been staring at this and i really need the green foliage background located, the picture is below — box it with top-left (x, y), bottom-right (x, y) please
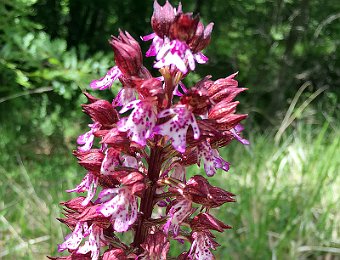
top-left (0, 0), bottom-right (339, 259)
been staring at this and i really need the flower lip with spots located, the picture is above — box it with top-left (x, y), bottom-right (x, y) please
top-left (154, 105), bottom-right (200, 153)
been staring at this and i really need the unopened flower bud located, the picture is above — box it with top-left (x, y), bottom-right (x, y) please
top-left (191, 213), bottom-right (231, 232)
top-left (140, 231), bottom-right (170, 259)
top-left (82, 100), bottom-right (119, 127)
top-left (184, 175), bottom-right (235, 208)
top-left (180, 87), bottom-right (211, 115)
top-left (189, 22), bottom-right (214, 53)
top-left (60, 197), bottom-right (91, 212)
top-left (110, 31), bottom-right (143, 76)
top-left (151, 0), bottom-right (179, 38)
top-left (73, 149), bottom-right (104, 172)
top-left (102, 249), bottom-right (128, 260)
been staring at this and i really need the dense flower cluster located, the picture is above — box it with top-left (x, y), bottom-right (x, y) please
top-left (52, 1), bottom-right (248, 259)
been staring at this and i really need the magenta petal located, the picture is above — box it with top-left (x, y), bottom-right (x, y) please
top-left (66, 173), bottom-right (98, 206)
top-left (141, 32), bottom-right (156, 41)
top-left (186, 49), bottom-right (196, 71)
top-left (198, 141), bottom-right (230, 176)
top-left (113, 196), bottom-right (138, 232)
top-left (150, 38), bottom-right (204, 73)
top-left (173, 81), bottom-right (189, 97)
top-left (231, 127), bottom-right (249, 145)
top-left (154, 53), bottom-right (188, 74)
top-left (173, 84), bottom-right (184, 96)
top-left (234, 123), bottom-right (245, 132)
top-left (194, 52), bottom-right (209, 64)
top-left (213, 151), bottom-right (230, 172)
top-left (98, 194), bottom-right (120, 217)
top-left (145, 35), bottom-right (164, 57)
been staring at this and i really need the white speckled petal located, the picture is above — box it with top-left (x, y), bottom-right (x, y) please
top-left (97, 188), bottom-right (138, 232)
top-left (155, 106), bottom-right (200, 153)
top-left (90, 66), bottom-right (122, 90)
top-left (117, 100), bottom-right (157, 146)
top-left (58, 222), bottom-right (84, 251)
top-left (163, 199), bottom-right (192, 236)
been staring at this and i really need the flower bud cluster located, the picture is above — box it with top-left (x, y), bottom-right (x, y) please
top-left (52, 1), bottom-right (248, 259)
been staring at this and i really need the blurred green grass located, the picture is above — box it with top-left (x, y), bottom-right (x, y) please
top-left (0, 122), bottom-right (339, 259)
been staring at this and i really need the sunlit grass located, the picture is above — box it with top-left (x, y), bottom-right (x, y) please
top-left (213, 122), bottom-right (340, 259)
top-left (0, 122), bottom-right (339, 259)
top-left (0, 152), bottom-right (80, 259)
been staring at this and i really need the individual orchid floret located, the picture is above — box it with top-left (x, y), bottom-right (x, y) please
top-left (188, 21), bottom-right (214, 53)
top-left (163, 198), bottom-right (193, 236)
top-left (99, 128), bottom-right (130, 151)
top-left (186, 214), bottom-right (231, 260)
top-left (203, 72), bottom-right (247, 104)
top-left (90, 66), bottom-right (122, 90)
top-left (67, 172), bottom-right (99, 206)
top-left (154, 105), bottom-right (200, 153)
top-left (59, 197), bottom-right (90, 214)
top-left (117, 99), bottom-right (157, 146)
top-left (144, 1), bottom-right (212, 73)
top-left (77, 122), bottom-right (101, 152)
top-left (180, 87), bottom-right (211, 115)
top-left (97, 187), bottom-right (138, 232)
top-left (197, 140), bottom-right (230, 177)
